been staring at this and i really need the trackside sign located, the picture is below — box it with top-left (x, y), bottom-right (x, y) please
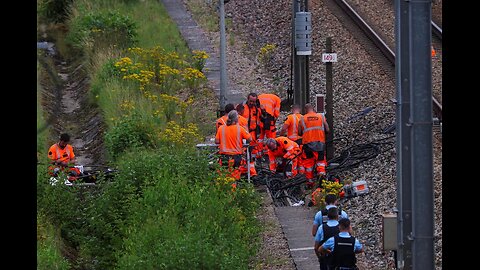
top-left (322, 53), bottom-right (337, 62)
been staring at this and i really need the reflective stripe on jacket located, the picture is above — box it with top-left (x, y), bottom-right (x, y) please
top-left (216, 115), bottom-right (228, 131)
top-left (258, 93), bottom-right (281, 118)
top-left (216, 124), bottom-right (251, 155)
top-left (285, 113), bottom-right (302, 141)
top-left (300, 112), bottom-right (326, 144)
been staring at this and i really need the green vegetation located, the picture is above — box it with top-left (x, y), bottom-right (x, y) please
top-left (66, 10), bottom-right (139, 52)
top-left (37, 61), bottom-right (47, 156)
top-left (37, 0), bottom-right (74, 24)
top-left (184, 0), bottom-right (219, 32)
top-left (37, 214), bottom-right (71, 270)
top-left (37, 0), bottom-right (263, 268)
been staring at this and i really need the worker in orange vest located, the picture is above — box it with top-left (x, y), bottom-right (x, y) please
top-left (216, 103), bottom-right (235, 132)
top-left (278, 104), bottom-right (303, 145)
top-left (264, 137), bottom-right (301, 178)
top-left (240, 92), bottom-right (263, 164)
top-left (47, 133), bottom-right (81, 179)
top-left (215, 110), bottom-right (252, 180)
top-left (236, 103), bottom-right (257, 177)
top-left (235, 103), bottom-right (249, 132)
top-left (298, 104), bottom-right (330, 187)
top-left (258, 93), bottom-right (281, 148)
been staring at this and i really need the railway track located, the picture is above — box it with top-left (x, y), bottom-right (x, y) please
top-left (332, 0), bottom-right (442, 123)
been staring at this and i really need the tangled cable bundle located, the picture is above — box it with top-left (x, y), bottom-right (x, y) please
top-left (255, 134), bottom-right (396, 206)
top-left (327, 135), bottom-right (395, 174)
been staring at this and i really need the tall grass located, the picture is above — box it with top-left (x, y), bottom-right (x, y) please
top-left (37, 61), bottom-right (47, 156)
top-left (37, 214), bottom-right (71, 270)
top-left (70, 0), bottom-right (189, 53)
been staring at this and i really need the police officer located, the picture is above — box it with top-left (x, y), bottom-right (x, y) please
top-left (314, 207), bottom-right (340, 270)
top-left (312, 194), bottom-right (348, 237)
top-left (318, 218), bottom-right (363, 270)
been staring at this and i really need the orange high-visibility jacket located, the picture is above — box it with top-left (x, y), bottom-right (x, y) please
top-left (284, 113), bottom-right (302, 141)
top-left (216, 124), bottom-right (251, 155)
top-left (267, 137), bottom-right (301, 170)
top-left (241, 103), bottom-right (261, 133)
top-left (258, 93), bottom-right (281, 118)
top-left (268, 137), bottom-right (301, 159)
top-left (299, 112), bottom-right (326, 144)
top-left (216, 115), bottom-right (228, 131)
top-left (48, 143), bottom-right (75, 163)
top-left (217, 115), bottom-right (248, 132)
top-left (238, 115), bottom-right (249, 131)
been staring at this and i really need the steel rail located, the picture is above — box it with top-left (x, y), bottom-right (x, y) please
top-left (333, 0), bottom-right (442, 121)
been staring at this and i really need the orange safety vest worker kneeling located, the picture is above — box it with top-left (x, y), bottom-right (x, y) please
top-left (264, 137), bottom-right (301, 178)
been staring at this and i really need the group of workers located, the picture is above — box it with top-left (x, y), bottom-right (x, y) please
top-left (215, 92), bottom-right (330, 187)
top-left (215, 92), bottom-right (365, 269)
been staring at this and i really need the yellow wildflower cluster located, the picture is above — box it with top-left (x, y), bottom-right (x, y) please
top-left (321, 179), bottom-right (344, 196)
top-left (182, 67), bottom-right (206, 89)
top-left (159, 93), bottom-right (180, 104)
top-left (116, 46), bottom-right (207, 94)
top-left (143, 91), bottom-right (158, 103)
top-left (214, 173), bottom-right (238, 193)
top-left (258, 43), bottom-right (277, 68)
top-left (160, 121), bottom-right (202, 145)
top-left (119, 100), bottom-right (135, 113)
top-left (259, 44), bottom-right (277, 55)
top-left (159, 64), bottom-right (181, 78)
top-left (182, 67), bottom-right (205, 80)
top-left (115, 57), bottom-right (133, 67)
top-left (192, 50), bottom-right (209, 60)
top-left (311, 179), bottom-right (344, 209)
top-left (191, 50), bottom-right (209, 71)
top-left (215, 174), bottom-right (236, 186)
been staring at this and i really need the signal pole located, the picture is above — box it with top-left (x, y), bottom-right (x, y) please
top-left (292, 0), bottom-right (311, 113)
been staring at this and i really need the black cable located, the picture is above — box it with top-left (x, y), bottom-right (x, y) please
top-left (327, 135), bottom-right (395, 174)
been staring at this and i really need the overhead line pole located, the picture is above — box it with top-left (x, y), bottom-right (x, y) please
top-left (219, 0), bottom-right (227, 116)
top-left (394, 0), bottom-right (412, 268)
top-left (409, 0), bottom-right (434, 269)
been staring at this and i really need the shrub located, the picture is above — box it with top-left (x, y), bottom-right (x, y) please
top-left (66, 10), bottom-right (138, 51)
top-left (258, 43), bottom-right (277, 70)
top-left (115, 147), bottom-right (261, 269)
top-left (37, 0), bottom-right (74, 24)
top-left (37, 214), bottom-right (71, 270)
top-left (104, 113), bottom-right (157, 160)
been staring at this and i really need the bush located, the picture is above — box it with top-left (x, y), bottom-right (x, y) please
top-left (37, 214), bottom-right (71, 270)
top-left (38, 0), bottom-right (74, 24)
top-left (104, 113), bottom-right (157, 160)
top-left (66, 10), bottom-right (138, 51)
top-left (115, 147), bottom-right (262, 269)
